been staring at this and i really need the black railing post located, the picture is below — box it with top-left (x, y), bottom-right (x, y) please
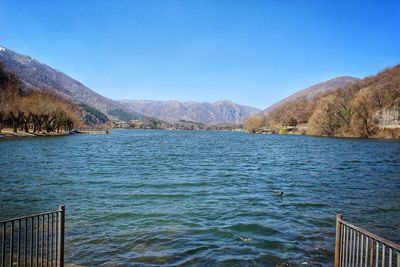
top-left (58, 205), bottom-right (65, 267)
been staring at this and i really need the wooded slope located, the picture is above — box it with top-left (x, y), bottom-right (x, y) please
top-left (245, 65), bottom-right (400, 138)
top-left (0, 63), bottom-right (81, 133)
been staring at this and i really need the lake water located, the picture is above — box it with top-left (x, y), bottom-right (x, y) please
top-left (1, 130), bottom-right (399, 266)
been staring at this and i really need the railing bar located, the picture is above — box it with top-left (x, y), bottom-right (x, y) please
top-left (344, 224), bottom-right (348, 267)
top-left (55, 213), bottom-right (58, 267)
top-left (347, 227), bottom-right (350, 267)
top-left (365, 237), bottom-right (368, 267)
top-left (388, 248), bottom-right (392, 267)
top-left (341, 224), bottom-right (345, 267)
top-left (346, 224), bottom-right (348, 267)
top-left (356, 231), bottom-right (360, 266)
top-left (376, 241), bottom-right (379, 267)
top-left (25, 218), bottom-right (28, 267)
top-left (10, 221), bottom-right (14, 267)
top-left (339, 219), bottom-right (400, 251)
top-left (2, 223), bottom-right (5, 267)
top-left (36, 217), bottom-right (39, 267)
top-left (345, 226), bottom-right (349, 267)
top-left (335, 215), bottom-right (342, 267)
top-left (41, 215), bottom-right (44, 267)
top-left (370, 239), bottom-right (374, 267)
top-left (350, 228), bottom-right (353, 267)
top-left (354, 230), bottom-right (357, 267)
top-left (30, 218), bottom-right (33, 267)
top-left (17, 219), bottom-right (21, 267)
top-left (397, 251), bottom-right (399, 267)
top-left (354, 229), bottom-right (357, 267)
top-left (51, 214), bottom-right (54, 267)
top-left (343, 225), bottom-right (346, 267)
top-left (0, 211), bottom-right (61, 225)
top-left (47, 214), bottom-right (49, 267)
top-left (351, 229), bottom-right (354, 267)
top-left (383, 244), bottom-right (385, 267)
top-left (361, 234), bottom-right (364, 267)
top-left (59, 206), bottom-right (64, 267)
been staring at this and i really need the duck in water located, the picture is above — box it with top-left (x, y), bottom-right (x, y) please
top-left (273, 191), bottom-right (284, 197)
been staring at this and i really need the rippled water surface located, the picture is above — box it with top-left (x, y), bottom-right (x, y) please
top-left (1, 130), bottom-right (400, 266)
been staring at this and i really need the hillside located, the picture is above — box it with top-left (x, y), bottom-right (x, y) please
top-left (307, 65), bottom-right (400, 137)
top-left (119, 99), bottom-right (260, 124)
top-left (0, 63), bottom-right (80, 133)
top-left (246, 65), bottom-right (400, 138)
top-left (0, 45), bottom-right (144, 122)
top-left (263, 76), bottom-right (359, 114)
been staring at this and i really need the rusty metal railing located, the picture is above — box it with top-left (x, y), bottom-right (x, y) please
top-left (0, 205), bottom-right (65, 267)
top-left (334, 214), bottom-right (400, 267)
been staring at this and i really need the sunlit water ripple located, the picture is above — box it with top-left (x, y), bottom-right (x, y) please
top-left (1, 130), bottom-right (399, 266)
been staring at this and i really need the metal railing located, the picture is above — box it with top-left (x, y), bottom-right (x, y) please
top-left (335, 214), bottom-right (400, 267)
top-left (0, 205), bottom-right (65, 267)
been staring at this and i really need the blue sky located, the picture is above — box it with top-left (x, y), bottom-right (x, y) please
top-left (0, 0), bottom-right (399, 109)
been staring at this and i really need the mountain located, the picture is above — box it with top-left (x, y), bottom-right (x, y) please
top-left (0, 45), bottom-right (144, 122)
top-left (263, 76), bottom-right (359, 114)
top-left (0, 45), bottom-right (259, 126)
top-left (306, 64), bottom-right (400, 137)
top-left (245, 65), bottom-right (400, 138)
top-left (118, 99), bottom-right (261, 124)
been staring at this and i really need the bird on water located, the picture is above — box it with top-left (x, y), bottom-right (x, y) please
top-left (273, 191), bottom-right (284, 197)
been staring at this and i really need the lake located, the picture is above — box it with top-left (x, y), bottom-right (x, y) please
top-left (1, 130), bottom-right (399, 266)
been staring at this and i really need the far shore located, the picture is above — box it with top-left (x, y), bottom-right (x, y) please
top-left (0, 128), bottom-right (108, 139)
top-left (0, 129), bottom-right (70, 138)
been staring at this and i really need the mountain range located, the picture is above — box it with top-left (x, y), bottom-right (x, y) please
top-left (119, 99), bottom-right (260, 124)
top-left (0, 45), bottom-right (262, 125)
top-left (0, 45), bottom-right (363, 127)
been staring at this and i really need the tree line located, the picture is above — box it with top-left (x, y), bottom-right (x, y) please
top-left (0, 63), bottom-right (80, 133)
top-left (245, 65), bottom-right (400, 138)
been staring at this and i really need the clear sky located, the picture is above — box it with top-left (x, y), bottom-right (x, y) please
top-left (0, 0), bottom-right (399, 109)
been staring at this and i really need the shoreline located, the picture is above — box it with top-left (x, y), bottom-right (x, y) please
top-left (0, 130), bottom-right (70, 139)
top-left (246, 124), bottom-right (400, 140)
top-left (0, 129), bottom-right (108, 139)
top-left (247, 131), bottom-right (400, 140)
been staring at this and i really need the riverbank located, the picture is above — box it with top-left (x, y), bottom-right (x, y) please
top-left (247, 124), bottom-right (400, 139)
top-left (0, 129), bottom-right (70, 138)
top-left (0, 129), bottom-right (110, 139)
top-left (0, 129), bottom-right (108, 139)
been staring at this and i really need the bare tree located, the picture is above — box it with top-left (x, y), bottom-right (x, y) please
top-left (244, 116), bottom-right (265, 133)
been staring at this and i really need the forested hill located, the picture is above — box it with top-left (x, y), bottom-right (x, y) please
top-left (245, 65), bottom-right (400, 138)
top-left (262, 76), bottom-right (359, 114)
top-left (0, 45), bottom-right (145, 123)
top-left (0, 63), bottom-right (81, 133)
